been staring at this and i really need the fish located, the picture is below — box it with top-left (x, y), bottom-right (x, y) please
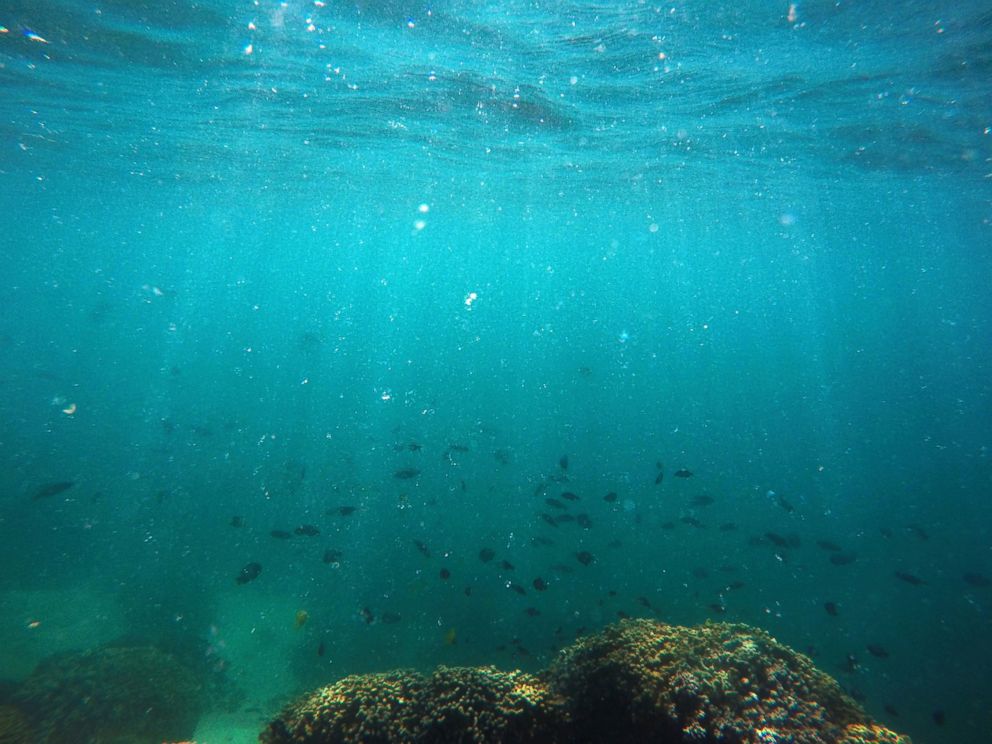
top-left (726, 581), bottom-right (745, 590)
top-left (447, 444), bottom-right (470, 453)
top-left (709, 603), bottom-right (726, 614)
top-left (554, 513), bottom-right (576, 524)
top-left (295, 609), bottom-right (309, 628)
top-left (494, 449), bottom-right (511, 465)
top-left (654, 470), bottom-right (664, 485)
top-left (532, 577), bottom-right (548, 591)
top-left (509, 583), bottom-right (527, 595)
top-left (33, 481), bottom-right (75, 499)
top-left (576, 551), bottom-right (595, 566)
top-left (323, 549), bottom-right (343, 564)
top-left (393, 442), bottom-right (422, 452)
top-left (637, 596), bottom-right (653, 609)
top-left (866, 644), bottom-right (889, 658)
top-left (692, 567), bottom-right (709, 579)
top-left (824, 601), bottom-right (840, 616)
top-left (331, 506), bottom-right (357, 516)
top-left (439, 567), bottom-right (451, 580)
top-left (674, 468), bottom-right (693, 478)
top-left (691, 495), bottom-right (714, 506)
top-left (576, 513), bottom-right (593, 529)
top-left (551, 563), bottom-right (575, 574)
top-left (444, 628), bottom-right (457, 645)
top-left (317, 641), bottom-right (326, 657)
top-left (830, 552), bottom-right (857, 566)
top-left (883, 704), bottom-right (899, 717)
top-left (534, 481), bottom-right (549, 496)
top-left (816, 540), bottom-right (842, 552)
top-left (236, 562), bottom-right (262, 585)
top-left (604, 492), bottom-right (618, 502)
top-left (906, 524), bottom-right (929, 541)
top-left (932, 710), bottom-right (945, 726)
top-left (524, 607), bottom-right (541, 617)
top-left (963, 572), bottom-right (990, 587)
top-left (478, 548), bottom-right (496, 562)
top-left (394, 468), bottom-right (421, 479)
top-left (894, 571), bottom-right (925, 586)
top-left (413, 540), bottom-right (431, 558)
top-left (270, 530), bottom-right (292, 539)
top-left (294, 524), bottom-right (320, 536)
top-left (539, 513), bottom-right (559, 527)
top-left (559, 455), bottom-right (569, 470)
top-left (561, 491), bottom-right (580, 501)
top-left (545, 498), bottom-right (566, 509)
top-left (531, 536), bottom-right (554, 547)
top-left (499, 560), bottom-right (515, 571)
top-left (360, 607), bottom-right (374, 624)
top-left (680, 516), bottom-right (703, 528)
top-left (774, 492), bottom-right (795, 513)
top-left (230, 515), bottom-right (244, 528)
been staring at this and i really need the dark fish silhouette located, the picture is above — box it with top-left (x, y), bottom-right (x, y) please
top-left (576, 551), bottom-right (595, 566)
top-left (561, 491), bottom-right (579, 501)
top-left (478, 548), bottom-right (496, 562)
top-left (524, 607), bottom-right (541, 617)
top-left (674, 468), bottom-right (693, 478)
top-left (539, 513), bottom-right (559, 527)
top-left (680, 516), bottom-right (703, 527)
top-left (763, 532), bottom-right (789, 547)
top-left (33, 481), bottom-right (74, 499)
top-left (439, 567), bottom-right (451, 580)
top-left (270, 530), bottom-right (292, 539)
top-left (545, 498), bottom-right (566, 509)
top-left (330, 506), bottom-right (357, 517)
top-left (775, 493), bottom-right (795, 512)
top-left (230, 516), bottom-right (244, 528)
top-left (531, 536), bottom-right (555, 547)
top-left (554, 513), bottom-right (576, 524)
top-left (499, 560), bottom-right (515, 571)
top-left (323, 549), bottom-right (343, 564)
top-left (236, 562), bottom-right (262, 585)
top-left (317, 641), bottom-right (325, 657)
top-left (604, 491), bottom-right (618, 502)
top-left (894, 571), bottom-right (925, 586)
top-left (654, 470), bottom-right (664, 485)
top-left (294, 524), bottom-right (319, 536)
top-left (932, 710), bottom-right (945, 726)
top-left (906, 524), bottom-right (929, 540)
top-left (816, 540), bottom-right (842, 552)
top-left (559, 455), bottom-right (569, 470)
top-left (532, 577), bottom-right (548, 591)
top-left (576, 513), bottom-right (593, 529)
top-left (963, 572), bottom-right (990, 587)
top-left (413, 539), bottom-right (431, 558)
top-left (830, 552), bottom-right (858, 566)
top-left (394, 468), bottom-right (421, 479)
top-left (884, 704), bottom-right (899, 717)
top-left (824, 601), bottom-right (840, 616)
top-left (393, 442), bottom-right (422, 452)
top-left (360, 606), bottom-right (374, 624)
top-left (509, 583), bottom-right (527, 595)
top-left (691, 495), bottom-right (714, 506)
top-left (866, 644), bottom-right (889, 658)
top-left (551, 563), bottom-right (574, 574)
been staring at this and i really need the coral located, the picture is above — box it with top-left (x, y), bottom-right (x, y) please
top-left (262, 670), bottom-right (426, 743)
top-left (12, 645), bottom-right (202, 744)
top-left (547, 618), bottom-right (868, 744)
top-left (261, 666), bottom-right (564, 744)
top-left (838, 723), bottom-right (912, 744)
top-left (261, 618), bottom-right (911, 744)
top-left (416, 666), bottom-right (565, 743)
top-left (0, 705), bottom-right (35, 744)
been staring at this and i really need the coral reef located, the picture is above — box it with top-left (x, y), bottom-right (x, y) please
top-left (548, 618), bottom-right (867, 743)
top-left (0, 704), bottom-right (35, 744)
top-left (261, 618), bottom-right (911, 744)
top-left (262, 666), bottom-right (564, 744)
top-left (12, 645), bottom-right (202, 744)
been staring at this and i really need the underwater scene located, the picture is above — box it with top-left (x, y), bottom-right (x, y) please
top-left (1, 1), bottom-right (990, 742)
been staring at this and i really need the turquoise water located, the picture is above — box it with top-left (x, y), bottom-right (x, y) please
top-left (1, 1), bottom-right (990, 741)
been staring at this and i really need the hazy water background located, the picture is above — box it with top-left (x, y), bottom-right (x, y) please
top-left (1, 1), bottom-right (990, 742)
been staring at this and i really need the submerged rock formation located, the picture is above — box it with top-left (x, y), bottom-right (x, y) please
top-left (10, 645), bottom-right (201, 744)
top-left (262, 618), bottom-right (911, 743)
